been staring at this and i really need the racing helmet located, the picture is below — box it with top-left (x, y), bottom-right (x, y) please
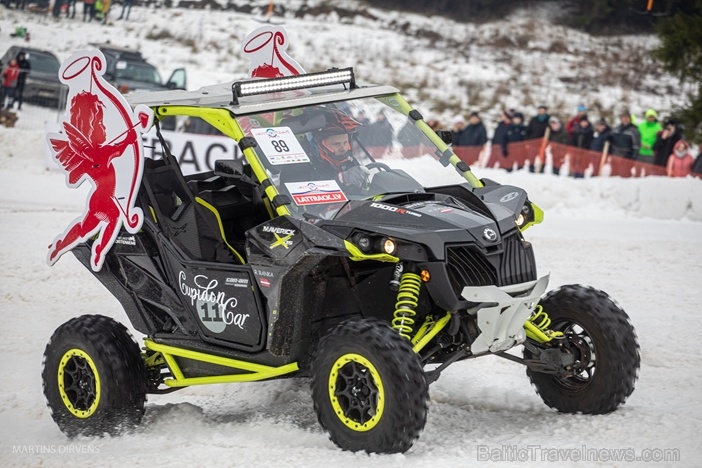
top-left (314, 108), bottom-right (362, 170)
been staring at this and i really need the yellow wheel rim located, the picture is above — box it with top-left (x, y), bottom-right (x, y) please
top-left (328, 353), bottom-right (384, 432)
top-left (57, 348), bottom-right (101, 419)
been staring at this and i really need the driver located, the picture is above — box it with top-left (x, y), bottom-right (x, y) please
top-left (311, 108), bottom-right (371, 191)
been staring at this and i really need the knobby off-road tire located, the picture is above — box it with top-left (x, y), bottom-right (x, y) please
top-left (311, 318), bottom-right (428, 453)
top-left (526, 285), bottom-right (640, 414)
top-left (42, 314), bottom-right (147, 437)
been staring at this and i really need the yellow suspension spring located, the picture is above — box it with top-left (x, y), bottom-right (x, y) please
top-left (392, 272), bottom-right (422, 340)
top-left (529, 305), bottom-right (551, 330)
top-left (525, 305), bottom-right (564, 342)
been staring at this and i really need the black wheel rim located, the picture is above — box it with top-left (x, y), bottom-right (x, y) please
top-left (328, 353), bottom-right (385, 431)
top-left (551, 320), bottom-right (596, 391)
top-left (59, 351), bottom-right (100, 416)
top-left (335, 361), bottom-right (379, 424)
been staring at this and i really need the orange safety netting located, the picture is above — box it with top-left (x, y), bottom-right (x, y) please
top-left (451, 146), bottom-right (484, 166)
top-left (548, 141), bottom-right (603, 176)
top-left (458, 138), bottom-right (672, 178)
top-left (604, 155), bottom-right (668, 177)
top-left (483, 140), bottom-right (543, 171)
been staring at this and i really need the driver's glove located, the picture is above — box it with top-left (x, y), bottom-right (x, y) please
top-left (339, 166), bottom-right (371, 188)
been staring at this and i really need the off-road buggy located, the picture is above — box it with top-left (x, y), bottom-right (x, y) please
top-left (42, 68), bottom-right (640, 453)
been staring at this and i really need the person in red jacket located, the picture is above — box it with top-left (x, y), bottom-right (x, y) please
top-left (566, 104), bottom-right (587, 139)
top-left (2, 59), bottom-right (20, 110)
top-left (667, 140), bottom-right (695, 178)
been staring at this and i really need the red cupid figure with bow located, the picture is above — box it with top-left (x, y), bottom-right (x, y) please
top-left (47, 49), bottom-right (153, 271)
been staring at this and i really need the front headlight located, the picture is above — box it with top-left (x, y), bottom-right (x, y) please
top-left (516, 201), bottom-right (543, 231)
top-left (381, 238), bottom-right (397, 255)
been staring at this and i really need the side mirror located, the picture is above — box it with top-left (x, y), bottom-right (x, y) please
top-left (436, 130), bottom-right (452, 145)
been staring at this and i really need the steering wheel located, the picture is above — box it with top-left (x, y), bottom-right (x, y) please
top-left (365, 162), bottom-right (392, 172)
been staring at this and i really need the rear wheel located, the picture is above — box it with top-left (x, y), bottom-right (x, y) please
top-left (42, 315), bottom-right (147, 437)
top-left (310, 318), bottom-right (428, 453)
top-left (525, 285), bottom-right (640, 414)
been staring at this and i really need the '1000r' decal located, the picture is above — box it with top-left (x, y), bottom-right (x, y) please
top-left (179, 271), bottom-right (249, 332)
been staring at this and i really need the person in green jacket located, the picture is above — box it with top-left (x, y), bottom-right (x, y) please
top-left (637, 109), bottom-right (662, 163)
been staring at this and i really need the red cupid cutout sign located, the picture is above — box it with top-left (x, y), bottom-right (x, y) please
top-left (46, 49), bottom-right (154, 271)
top-left (242, 25), bottom-right (305, 79)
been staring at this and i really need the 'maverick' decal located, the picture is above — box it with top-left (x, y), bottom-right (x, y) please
top-left (46, 49), bottom-right (154, 271)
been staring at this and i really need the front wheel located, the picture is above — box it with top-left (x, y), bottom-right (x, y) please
top-left (525, 285), bottom-right (640, 414)
top-left (42, 315), bottom-right (147, 437)
top-left (310, 318), bottom-right (428, 453)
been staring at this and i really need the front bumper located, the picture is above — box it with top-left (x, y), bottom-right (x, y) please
top-left (462, 274), bottom-right (549, 355)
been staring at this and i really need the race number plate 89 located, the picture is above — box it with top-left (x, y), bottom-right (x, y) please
top-left (251, 126), bottom-right (310, 165)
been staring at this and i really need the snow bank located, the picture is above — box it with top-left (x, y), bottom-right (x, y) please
top-left (486, 169), bottom-right (702, 221)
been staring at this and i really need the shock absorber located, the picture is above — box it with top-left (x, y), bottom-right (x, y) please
top-left (525, 305), bottom-right (563, 341)
top-left (392, 264), bottom-right (422, 340)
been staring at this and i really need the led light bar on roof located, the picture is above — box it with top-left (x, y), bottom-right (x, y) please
top-left (231, 67), bottom-right (356, 105)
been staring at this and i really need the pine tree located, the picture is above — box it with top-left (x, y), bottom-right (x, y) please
top-left (653, 0), bottom-right (702, 142)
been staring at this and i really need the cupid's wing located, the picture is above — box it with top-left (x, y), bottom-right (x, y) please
top-left (49, 122), bottom-right (97, 185)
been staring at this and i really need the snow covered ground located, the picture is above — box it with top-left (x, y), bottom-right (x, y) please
top-left (1, 123), bottom-right (701, 467)
top-left (1, 3), bottom-right (701, 466)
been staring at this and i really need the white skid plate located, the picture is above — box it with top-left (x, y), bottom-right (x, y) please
top-left (461, 274), bottom-right (550, 355)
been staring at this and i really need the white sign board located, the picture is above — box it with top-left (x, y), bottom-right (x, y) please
top-left (45, 125), bottom-right (242, 176)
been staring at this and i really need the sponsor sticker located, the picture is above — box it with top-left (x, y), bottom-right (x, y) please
top-left (251, 126), bottom-right (310, 165)
top-left (225, 277), bottom-right (250, 288)
top-left (369, 202), bottom-right (422, 217)
top-left (115, 235), bottom-right (136, 246)
top-left (500, 191), bottom-right (520, 203)
top-left (284, 180), bottom-right (348, 206)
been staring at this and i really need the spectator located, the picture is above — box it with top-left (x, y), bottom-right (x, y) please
top-left (492, 109), bottom-right (512, 156)
top-left (637, 108), bottom-right (662, 163)
top-left (547, 117), bottom-right (569, 144)
top-left (365, 109), bottom-right (393, 152)
top-left (354, 110), bottom-right (370, 126)
top-left (526, 104), bottom-right (550, 139)
top-left (459, 112), bottom-right (488, 147)
top-left (450, 115), bottom-right (466, 147)
top-left (11, 51), bottom-right (30, 111)
top-left (0, 58), bottom-right (4, 107)
top-left (66, 0), bottom-right (76, 18)
top-left (609, 110), bottom-right (641, 159)
top-left (83, 0), bottom-right (96, 21)
top-left (652, 119), bottom-right (682, 167)
top-left (426, 116), bottom-right (441, 132)
top-left (51, 0), bottom-right (64, 18)
top-left (99, 0), bottom-right (112, 24)
top-left (117, 0), bottom-right (132, 20)
top-left (572, 116), bottom-right (594, 149)
top-left (566, 104), bottom-right (587, 139)
top-left (692, 145), bottom-right (702, 175)
top-left (590, 119), bottom-right (611, 152)
top-left (666, 140), bottom-right (694, 177)
top-left (2, 59), bottom-right (20, 110)
top-left (505, 112), bottom-right (527, 145)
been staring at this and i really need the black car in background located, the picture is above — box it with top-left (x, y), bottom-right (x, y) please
top-left (90, 43), bottom-right (186, 94)
top-left (1, 46), bottom-right (67, 107)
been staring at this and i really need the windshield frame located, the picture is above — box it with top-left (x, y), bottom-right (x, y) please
top-left (232, 93), bottom-right (478, 220)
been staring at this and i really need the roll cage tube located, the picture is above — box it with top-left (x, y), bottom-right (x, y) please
top-left (377, 94), bottom-right (483, 188)
top-left (152, 105), bottom-right (291, 217)
top-left (379, 94), bottom-right (544, 230)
